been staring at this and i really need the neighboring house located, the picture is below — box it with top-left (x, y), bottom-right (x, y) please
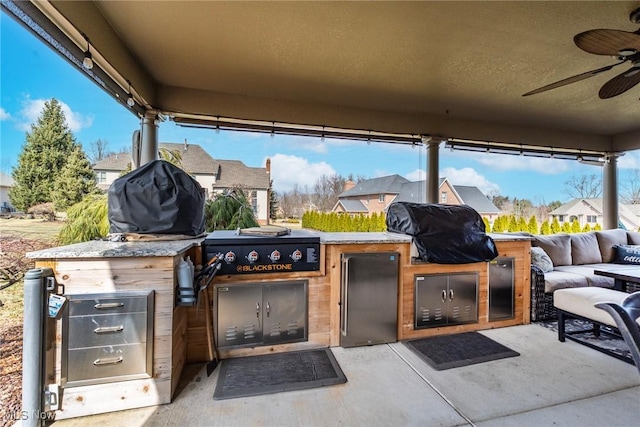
top-left (333, 175), bottom-right (500, 221)
top-left (549, 198), bottom-right (640, 231)
top-left (0, 172), bottom-right (15, 212)
top-left (93, 142), bottom-right (271, 224)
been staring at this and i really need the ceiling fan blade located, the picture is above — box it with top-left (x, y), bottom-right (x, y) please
top-left (574, 29), bottom-right (640, 56)
top-left (599, 66), bottom-right (640, 98)
top-left (522, 62), bottom-right (624, 97)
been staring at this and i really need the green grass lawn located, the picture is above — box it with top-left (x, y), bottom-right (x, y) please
top-left (0, 217), bottom-right (64, 323)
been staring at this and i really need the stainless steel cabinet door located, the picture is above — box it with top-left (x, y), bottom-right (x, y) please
top-left (263, 281), bottom-right (307, 345)
top-left (447, 273), bottom-right (478, 324)
top-left (216, 285), bottom-right (263, 347)
top-left (415, 274), bottom-right (448, 328)
top-left (341, 253), bottom-right (399, 347)
top-left (414, 273), bottom-right (478, 328)
top-left (489, 257), bottom-right (514, 321)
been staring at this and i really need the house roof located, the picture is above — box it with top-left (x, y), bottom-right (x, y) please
top-left (212, 159), bottom-right (269, 190)
top-left (336, 175), bottom-right (499, 215)
top-left (452, 186), bottom-right (501, 214)
top-left (0, 172), bottom-right (15, 187)
top-left (335, 199), bottom-right (368, 213)
top-left (93, 142), bottom-right (218, 174)
top-left (338, 174), bottom-right (409, 197)
top-left (386, 179), bottom-right (500, 214)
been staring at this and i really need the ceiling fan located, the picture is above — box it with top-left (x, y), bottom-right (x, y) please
top-left (523, 7), bottom-right (640, 99)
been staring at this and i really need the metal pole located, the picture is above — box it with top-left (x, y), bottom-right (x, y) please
top-left (424, 137), bottom-right (439, 204)
top-left (602, 153), bottom-right (619, 230)
top-left (140, 112), bottom-right (159, 166)
top-left (22, 268), bottom-right (52, 427)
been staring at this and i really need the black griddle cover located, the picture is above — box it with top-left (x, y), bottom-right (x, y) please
top-left (108, 159), bottom-right (205, 235)
top-left (386, 202), bottom-right (498, 264)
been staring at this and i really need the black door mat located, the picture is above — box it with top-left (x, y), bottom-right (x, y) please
top-left (213, 348), bottom-right (347, 400)
top-left (403, 331), bottom-right (520, 371)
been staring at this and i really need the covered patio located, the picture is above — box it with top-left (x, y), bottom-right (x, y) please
top-left (4, 2), bottom-right (640, 426)
top-left (49, 324), bottom-right (640, 426)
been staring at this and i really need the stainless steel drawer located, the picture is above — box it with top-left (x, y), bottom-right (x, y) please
top-left (67, 312), bottom-right (148, 349)
top-left (62, 291), bottom-right (154, 387)
top-left (67, 343), bottom-right (148, 383)
top-left (68, 295), bottom-right (149, 316)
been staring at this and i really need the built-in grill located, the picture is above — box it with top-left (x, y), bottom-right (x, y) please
top-left (203, 229), bottom-right (321, 275)
top-left (203, 229), bottom-right (320, 350)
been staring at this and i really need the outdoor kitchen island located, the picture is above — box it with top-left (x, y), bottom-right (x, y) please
top-left (28, 232), bottom-right (530, 419)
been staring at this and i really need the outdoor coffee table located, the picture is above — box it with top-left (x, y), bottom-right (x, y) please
top-left (594, 267), bottom-right (640, 292)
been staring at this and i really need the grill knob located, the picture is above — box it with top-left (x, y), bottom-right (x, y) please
top-left (224, 251), bottom-right (236, 263)
top-left (290, 249), bottom-right (303, 262)
top-left (247, 250), bottom-right (259, 263)
top-left (269, 250), bottom-right (281, 262)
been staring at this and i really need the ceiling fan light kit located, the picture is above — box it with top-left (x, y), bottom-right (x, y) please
top-left (523, 7), bottom-right (640, 99)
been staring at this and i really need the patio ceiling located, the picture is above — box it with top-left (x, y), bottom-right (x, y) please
top-left (14, 1), bottom-right (640, 154)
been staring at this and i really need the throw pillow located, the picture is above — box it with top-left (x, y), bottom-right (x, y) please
top-left (570, 232), bottom-right (602, 265)
top-left (531, 247), bottom-right (554, 272)
top-left (612, 244), bottom-right (640, 265)
top-left (596, 229), bottom-right (629, 263)
top-left (532, 234), bottom-right (571, 266)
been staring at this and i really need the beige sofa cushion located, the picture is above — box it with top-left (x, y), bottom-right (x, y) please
top-left (596, 229), bottom-right (628, 262)
top-left (570, 232), bottom-right (602, 265)
top-left (628, 231), bottom-right (640, 245)
top-left (553, 287), bottom-right (629, 327)
top-left (553, 264), bottom-right (615, 288)
top-left (542, 270), bottom-right (589, 293)
top-left (533, 234), bottom-right (571, 266)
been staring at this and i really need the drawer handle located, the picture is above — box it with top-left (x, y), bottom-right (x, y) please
top-left (94, 302), bottom-right (124, 310)
top-left (94, 325), bottom-right (124, 334)
top-left (93, 357), bottom-right (123, 366)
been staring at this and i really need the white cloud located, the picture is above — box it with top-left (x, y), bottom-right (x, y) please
top-left (405, 169), bottom-right (426, 182)
top-left (17, 98), bottom-right (93, 132)
top-left (440, 167), bottom-right (501, 195)
top-left (619, 149), bottom-right (640, 169)
top-left (0, 108), bottom-right (11, 121)
top-left (266, 153), bottom-right (336, 192)
top-left (404, 166), bottom-right (500, 195)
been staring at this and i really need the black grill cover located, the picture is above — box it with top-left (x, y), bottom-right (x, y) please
top-left (108, 160), bottom-right (205, 236)
top-left (386, 202), bottom-right (498, 264)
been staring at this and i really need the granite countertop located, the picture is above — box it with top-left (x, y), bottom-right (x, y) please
top-left (27, 238), bottom-right (202, 259)
top-left (26, 231), bottom-right (529, 260)
top-left (319, 232), bottom-right (412, 244)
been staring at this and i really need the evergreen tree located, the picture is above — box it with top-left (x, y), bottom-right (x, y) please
top-left (582, 223), bottom-right (592, 232)
top-left (540, 220), bottom-right (551, 235)
top-left (269, 181), bottom-right (279, 221)
top-left (562, 222), bottom-right (572, 233)
top-left (571, 218), bottom-right (581, 233)
top-left (550, 217), bottom-right (561, 234)
top-left (517, 216), bottom-right (528, 232)
top-left (527, 215), bottom-right (539, 234)
top-left (52, 144), bottom-right (97, 211)
top-left (508, 215), bottom-right (518, 232)
top-left (10, 99), bottom-right (77, 211)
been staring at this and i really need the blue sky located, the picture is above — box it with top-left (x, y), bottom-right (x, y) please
top-left (2, 12), bottom-right (638, 204)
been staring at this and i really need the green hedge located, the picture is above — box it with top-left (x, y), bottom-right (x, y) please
top-left (302, 211), bottom-right (386, 232)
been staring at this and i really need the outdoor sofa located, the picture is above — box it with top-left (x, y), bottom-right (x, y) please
top-left (530, 229), bottom-right (640, 321)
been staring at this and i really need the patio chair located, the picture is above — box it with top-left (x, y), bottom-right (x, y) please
top-left (595, 292), bottom-right (640, 376)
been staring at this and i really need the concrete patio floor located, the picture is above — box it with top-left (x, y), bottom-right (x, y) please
top-left (49, 323), bottom-right (640, 427)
